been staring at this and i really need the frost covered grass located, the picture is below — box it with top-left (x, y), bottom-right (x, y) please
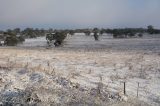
top-left (0, 34), bottom-right (160, 105)
top-left (0, 47), bottom-right (159, 105)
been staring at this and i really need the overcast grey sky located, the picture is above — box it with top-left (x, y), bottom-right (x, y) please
top-left (0, 0), bottom-right (160, 30)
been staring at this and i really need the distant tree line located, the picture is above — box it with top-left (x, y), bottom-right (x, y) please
top-left (102, 28), bottom-right (145, 38)
top-left (2, 28), bottom-right (46, 38)
top-left (1, 25), bottom-right (159, 39)
top-left (65, 25), bottom-right (160, 38)
top-left (0, 25), bottom-right (160, 46)
top-left (0, 28), bottom-right (47, 46)
top-left (21, 28), bottom-right (45, 38)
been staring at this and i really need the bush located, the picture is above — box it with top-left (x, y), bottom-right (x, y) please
top-left (46, 31), bottom-right (67, 47)
top-left (53, 32), bottom-right (67, 47)
top-left (18, 36), bottom-right (25, 43)
top-left (113, 34), bottom-right (118, 38)
top-left (93, 28), bottom-right (99, 41)
top-left (138, 33), bottom-right (143, 38)
top-left (128, 32), bottom-right (135, 37)
top-left (5, 35), bottom-right (19, 46)
top-left (3, 32), bottom-right (25, 46)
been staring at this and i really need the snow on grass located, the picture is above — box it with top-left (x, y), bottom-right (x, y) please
top-left (0, 34), bottom-right (160, 105)
top-left (0, 47), bottom-right (160, 105)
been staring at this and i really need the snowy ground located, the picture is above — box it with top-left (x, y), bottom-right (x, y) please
top-left (18, 33), bottom-right (160, 52)
top-left (18, 37), bottom-right (48, 47)
top-left (0, 34), bottom-right (160, 105)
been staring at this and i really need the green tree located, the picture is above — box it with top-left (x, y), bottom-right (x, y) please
top-left (93, 28), bottom-right (99, 41)
top-left (3, 32), bottom-right (25, 46)
top-left (13, 28), bottom-right (21, 34)
top-left (22, 28), bottom-right (36, 38)
top-left (54, 31), bottom-right (67, 47)
top-left (4, 33), bottom-right (18, 46)
top-left (6, 29), bottom-right (13, 35)
top-left (147, 25), bottom-right (154, 34)
top-left (48, 28), bottom-right (53, 33)
top-left (138, 33), bottom-right (143, 38)
top-left (100, 29), bottom-right (105, 35)
top-left (46, 31), bottom-right (67, 47)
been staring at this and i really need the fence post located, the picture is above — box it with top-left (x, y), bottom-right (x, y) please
top-left (137, 82), bottom-right (139, 97)
top-left (124, 82), bottom-right (126, 95)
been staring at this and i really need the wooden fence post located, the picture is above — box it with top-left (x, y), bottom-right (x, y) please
top-left (137, 82), bottom-right (139, 97)
top-left (124, 82), bottom-right (126, 95)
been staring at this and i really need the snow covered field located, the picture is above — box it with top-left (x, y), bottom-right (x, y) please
top-left (18, 34), bottom-right (160, 52)
top-left (0, 34), bottom-right (160, 105)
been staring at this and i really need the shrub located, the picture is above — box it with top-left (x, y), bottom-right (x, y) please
top-left (5, 35), bottom-right (19, 46)
top-left (18, 36), bottom-right (25, 43)
top-left (93, 28), bottom-right (99, 41)
top-left (3, 32), bottom-right (25, 46)
top-left (138, 33), bottom-right (143, 38)
top-left (53, 32), bottom-right (67, 47)
top-left (46, 31), bottom-right (67, 47)
top-left (113, 34), bottom-right (118, 38)
top-left (128, 32), bottom-right (135, 37)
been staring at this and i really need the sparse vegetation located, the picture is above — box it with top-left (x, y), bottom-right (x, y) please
top-left (0, 25), bottom-right (159, 47)
top-left (0, 47), bottom-right (159, 105)
top-left (0, 26), bottom-right (160, 105)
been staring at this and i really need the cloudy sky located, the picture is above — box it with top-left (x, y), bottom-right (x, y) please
top-left (0, 0), bottom-right (160, 30)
